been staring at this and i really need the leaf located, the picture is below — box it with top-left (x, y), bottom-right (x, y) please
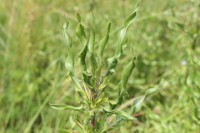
top-left (88, 26), bottom-right (95, 53)
top-left (79, 45), bottom-right (94, 90)
top-left (130, 96), bottom-right (145, 114)
top-left (106, 57), bottom-right (118, 76)
top-left (124, 10), bottom-right (137, 28)
top-left (49, 103), bottom-right (84, 111)
top-left (96, 23), bottom-right (111, 76)
top-left (76, 14), bottom-right (87, 47)
top-left (65, 54), bottom-right (74, 73)
top-left (116, 10), bottom-right (137, 57)
top-left (76, 24), bottom-right (87, 45)
top-left (114, 110), bottom-right (136, 120)
top-left (109, 59), bottom-right (135, 109)
top-left (118, 28), bottom-right (127, 44)
top-left (98, 23), bottom-right (111, 58)
top-left (104, 108), bottom-right (135, 121)
top-left (63, 22), bottom-right (84, 96)
top-left (88, 26), bottom-right (97, 75)
top-left (79, 44), bottom-right (88, 72)
top-left (63, 22), bottom-right (72, 47)
top-left (90, 54), bottom-right (98, 76)
top-left (120, 58), bottom-right (135, 95)
top-left (63, 22), bottom-right (74, 71)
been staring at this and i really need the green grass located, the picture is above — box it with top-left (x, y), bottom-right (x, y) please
top-left (0, 0), bottom-right (200, 132)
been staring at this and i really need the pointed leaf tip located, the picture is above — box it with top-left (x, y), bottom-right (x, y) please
top-left (124, 10), bottom-right (137, 27)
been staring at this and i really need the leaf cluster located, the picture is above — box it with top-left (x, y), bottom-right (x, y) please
top-left (50, 8), bottom-right (153, 133)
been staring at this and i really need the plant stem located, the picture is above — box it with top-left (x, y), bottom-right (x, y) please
top-left (90, 90), bottom-right (97, 132)
top-left (90, 112), bottom-right (96, 130)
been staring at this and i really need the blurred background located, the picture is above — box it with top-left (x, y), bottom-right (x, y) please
top-left (0, 0), bottom-right (199, 132)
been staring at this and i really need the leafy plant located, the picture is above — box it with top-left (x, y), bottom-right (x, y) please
top-left (50, 8), bottom-right (152, 133)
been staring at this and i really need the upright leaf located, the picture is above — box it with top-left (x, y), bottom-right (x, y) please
top-left (98, 23), bottom-right (111, 58)
top-left (116, 10), bottom-right (137, 57)
top-left (63, 22), bottom-right (84, 96)
top-left (88, 26), bottom-right (97, 75)
top-left (79, 44), bottom-right (88, 72)
top-left (120, 58), bottom-right (135, 95)
top-left (96, 23), bottom-right (111, 77)
top-left (63, 22), bottom-right (74, 71)
top-left (76, 13), bottom-right (87, 50)
top-left (88, 26), bottom-right (95, 53)
top-left (76, 24), bottom-right (87, 45)
top-left (124, 10), bottom-right (137, 28)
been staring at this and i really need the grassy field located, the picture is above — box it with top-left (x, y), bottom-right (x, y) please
top-left (0, 0), bottom-right (200, 132)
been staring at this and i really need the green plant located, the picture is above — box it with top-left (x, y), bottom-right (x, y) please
top-left (50, 8), bottom-right (154, 133)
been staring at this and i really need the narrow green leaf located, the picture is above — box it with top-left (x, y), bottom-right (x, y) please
top-left (120, 58), bottom-right (135, 94)
top-left (63, 22), bottom-right (85, 97)
top-left (76, 14), bottom-right (87, 47)
top-left (124, 10), bottom-right (137, 28)
top-left (114, 110), bottom-right (136, 120)
top-left (63, 22), bottom-right (72, 47)
top-left (106, 57), bottom-right (118, 76)
top-left (79, 44), bottom-right (88, 72)
top-left (88, 26), bottom-right (97, 75)
top-left (96, 23), bottom-right (111, 77)
top-left (116, 10), bottom-right (137, 58)
top-left (50, 103), bottom-right (84, 111)
top-left (104, 108), bottom-right (135, 121)
top-left (76, 24), bottom-right (87, 45)
top-left (109, 58), bottom-right (135, 109)
top-left (63, 22), bottom-right (74, 71)
top-left (99, 23), bottom-right (111, 57)
top-left (88, 27), bottom-right (95, 53)
top-left (90, 54), bottom-right (98, 76)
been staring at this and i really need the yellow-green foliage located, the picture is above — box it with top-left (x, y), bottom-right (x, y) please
top-left (0, 0), bottom-right (199, 133)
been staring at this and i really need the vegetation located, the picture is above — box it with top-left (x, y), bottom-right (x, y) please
top-left (0, 0), bottom-right (199, 133)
